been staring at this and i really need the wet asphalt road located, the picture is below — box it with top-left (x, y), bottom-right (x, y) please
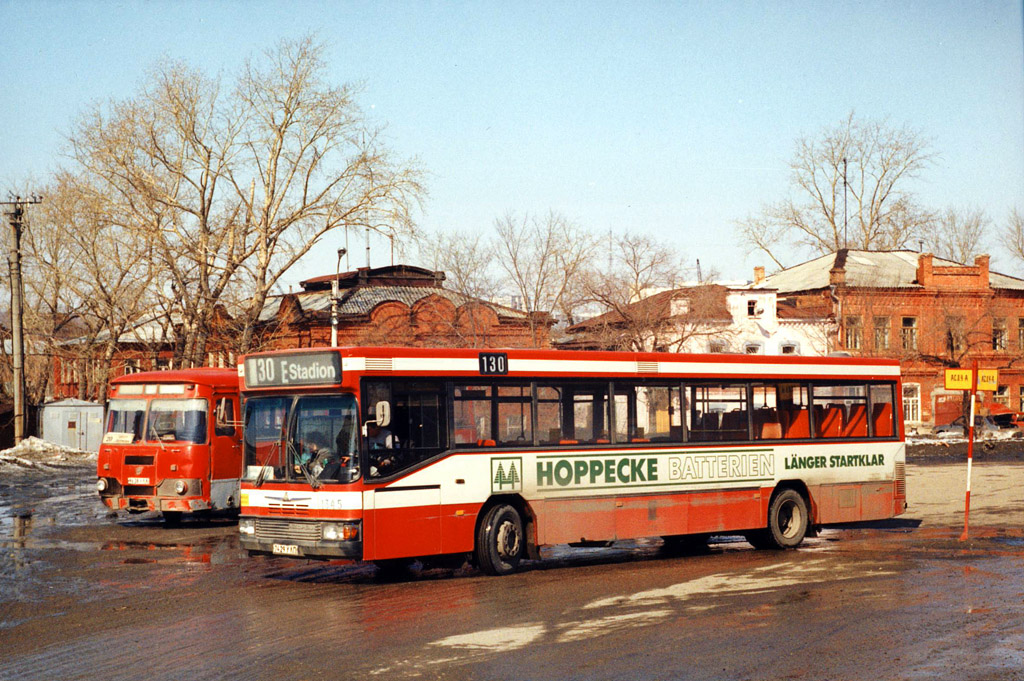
top-left (1, 462), bottom-right (1023, 681)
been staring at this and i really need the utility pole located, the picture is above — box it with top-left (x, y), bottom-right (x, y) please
top-left (2, 194), bottom-right (43, 444)
top-left (842, 157), bottom-right (848, 249)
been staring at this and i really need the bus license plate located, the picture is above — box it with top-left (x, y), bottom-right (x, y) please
top-left (272, 543), bottom-right (300, 556)
top-left (127, 477), bottom-right (150, 485)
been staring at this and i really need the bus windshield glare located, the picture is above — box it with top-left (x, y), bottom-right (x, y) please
top-left (105, 398), bottom-right (146, 442)
top-left (243, 394), bottom-right (360, 484)
top-left (146, 398), bottom-right (209, 443)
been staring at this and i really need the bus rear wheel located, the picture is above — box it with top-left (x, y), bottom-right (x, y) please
top-left (476, 504), bottom-right (524, 576)
top-left (746, 489), bottom-right (809, 550)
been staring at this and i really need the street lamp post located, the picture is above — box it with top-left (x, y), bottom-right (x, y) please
top-left (331, 248), bottom-right (346, 347)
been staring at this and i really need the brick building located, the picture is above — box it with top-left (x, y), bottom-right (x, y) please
top-left (51, 265), bottom-right (549, 400)
top-left (761, 250), bottom-right (1024, 428)
top-left (255, 265), bottom-right (550, 350)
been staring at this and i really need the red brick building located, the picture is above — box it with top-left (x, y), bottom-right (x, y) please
top-left (762, 250), bottom-right (1024, 428)
top-left (52, 265), bottom-right (549, 400)
top-left (256, 265), bottom-right (549, 350)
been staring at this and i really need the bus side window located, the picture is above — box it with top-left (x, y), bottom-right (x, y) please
top-left (215, 398), bottom-right (236, 437)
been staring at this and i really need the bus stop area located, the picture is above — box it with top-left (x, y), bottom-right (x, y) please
top-left (1, 445), bottom-right (1023, 681)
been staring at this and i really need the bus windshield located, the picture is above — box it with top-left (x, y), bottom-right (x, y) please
top-left (146, 398), bottom-right (208, 443)
top-left (243, 394), bottom-right (360, 484)
top-left (105, 399), bottom-right (146, 442)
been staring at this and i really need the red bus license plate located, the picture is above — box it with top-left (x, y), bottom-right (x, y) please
top-left (272, 544), bottom-right (300, 556)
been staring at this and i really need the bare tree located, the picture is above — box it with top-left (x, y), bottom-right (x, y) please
top-left (492, 211), bottom-right (598, 345)
top-left (231, 36), bottom-right (423, 353)
top-left (580, 232), bottom-right (686, 350)
top-left (998, 207), bottom-right (1024, 269)
top-left (925, 207), bottom-right (990, 264)
top-left (737, 112), bottom-right (936, 267)
top-left (413, 228), bottom-right (500, 346)
top-left (67, 36), bottom-right (422, 366)
top-left (24, 173), bottom-right (159, 400)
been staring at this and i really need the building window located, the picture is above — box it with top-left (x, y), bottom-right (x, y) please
top-left (1020, 385), bottom-right (1024, 411)
top-left (743, 342), bottom-right (762, 354)
top-left (946, 316), bottom-right (965, 354)
top-left (124, 359), bottom-right (141, 375)
top-left (1019, 319), bottom-right (1024, 350)
top-left (844, 316), bottom-right (862, 350)
top-left (993, 318), bottom-right (1008, 351)
top-left (901, 317), bottom-right (918, 351)
top-left (994, 386), bottom-right (1010, 407)
top-left (709, 340), bottom-right (727, 353)
top-left (780, 342), bottom-right (798, 355)
top-left (873, 316), bottom-right (890, 350)
top-left (902, 383), bottom-right (920, 423)
top-left (747, 300), bottom-right (758, 317)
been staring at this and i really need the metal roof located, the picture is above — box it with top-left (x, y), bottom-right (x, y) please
top-left (761, 250), bottom-right (1024, 293)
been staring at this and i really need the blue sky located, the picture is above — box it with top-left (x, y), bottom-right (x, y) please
top-left (2, 0), bottom-right (1022, 287)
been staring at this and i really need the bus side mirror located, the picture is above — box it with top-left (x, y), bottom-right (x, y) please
top-left (376, 401), bottom-right (391, 428)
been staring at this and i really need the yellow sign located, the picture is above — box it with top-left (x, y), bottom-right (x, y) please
top-left (944, 368), bottom-right (999, 392)
top-left (944, 369), bottom-right (972, 390)
top-left (978, 369), bottom-right (999, 392)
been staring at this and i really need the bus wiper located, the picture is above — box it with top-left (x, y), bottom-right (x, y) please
top-left (286, 440), bottom-right (321, 490)
top-left (254, 440), bottom-right (280, 488)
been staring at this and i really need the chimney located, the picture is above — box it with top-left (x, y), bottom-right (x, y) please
top-left (753, 266), bottom-right (765, 285)
top-left (916, 253), bottom-right (933, 287)
top-left (829, 248), bottom-right (849, 286)
top-left (975, 255), bottom-right (990, 288)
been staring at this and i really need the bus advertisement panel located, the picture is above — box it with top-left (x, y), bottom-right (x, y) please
top-left (238, 347), bottom-right (905, 574)
top-left (97, 368), bottom-right (242, 522)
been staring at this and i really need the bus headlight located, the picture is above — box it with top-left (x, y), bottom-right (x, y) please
top-left (323, 522), bottom-right (359, 542)
top-left (239, 518), bottom-right (256, 536)
top-left (174, 480), bottom-right (188, 495)
top-left (96, 478), bottom-right (108, 493)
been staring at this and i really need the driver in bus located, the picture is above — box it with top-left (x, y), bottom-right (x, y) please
top-left (366, 421), bottom-right (397, 477)
top-left (295, 432), bottom-right (331, 477)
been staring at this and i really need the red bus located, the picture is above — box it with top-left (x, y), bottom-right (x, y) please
top-left (97, 368), bottom-right (243, 522)
top-left (238, 347), bottom-right (906, 574)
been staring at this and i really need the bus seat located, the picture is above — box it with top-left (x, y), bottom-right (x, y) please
top-left (477, 439), bottom-right (496, 447)
top-left (785, 408), bottom-right (810, 438)
top-left (559, 439), bottom-right (579, 445)
top-left (760, 421), bottom-right (782, 439)
top-left (873, 403), bottom-right (894, 437)
top-left (844, 404), bottom-right (868, 437)
top-left (818, 405), bottom-right (844, 438)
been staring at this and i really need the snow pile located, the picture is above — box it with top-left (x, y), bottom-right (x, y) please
top-left (0, 436), bottom-right (96, 474)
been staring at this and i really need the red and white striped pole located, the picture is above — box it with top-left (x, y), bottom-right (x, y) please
top-left (960, 361), bottom-right (978, 542)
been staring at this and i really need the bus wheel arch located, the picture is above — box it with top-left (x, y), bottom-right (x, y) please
top-left (474, 496), bottom-right (535, 575)
top-left (746, 482), bottom-right (812, 550)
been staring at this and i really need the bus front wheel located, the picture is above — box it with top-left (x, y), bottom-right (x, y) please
top-left (476, 504), bottom-right (524, 576)
top-left (746, 489), bottom-right (809, 550)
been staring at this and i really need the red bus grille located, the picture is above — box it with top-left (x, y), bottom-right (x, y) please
top-left (124, 486), bottom-right (156, 496)
top-left (124, 455), bottom-right (155, 465)
top-left (254, 518), bottom-right (322, 542)
top-left (895, 462), bottom-right (906, 496)
top-left (268, 503), bottom-right (313, 517)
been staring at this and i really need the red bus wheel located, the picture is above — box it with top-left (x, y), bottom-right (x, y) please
top-left (476, 504), bottom-right (524, 576)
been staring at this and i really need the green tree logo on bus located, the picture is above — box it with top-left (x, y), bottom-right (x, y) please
top-left (491, 458), bottom-right (523, 493)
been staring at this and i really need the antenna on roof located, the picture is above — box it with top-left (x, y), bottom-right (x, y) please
top-left (696, 258), bottom-right (703, 282)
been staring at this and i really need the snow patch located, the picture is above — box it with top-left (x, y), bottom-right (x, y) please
top-left (0, 436), bottom-right (96, 474)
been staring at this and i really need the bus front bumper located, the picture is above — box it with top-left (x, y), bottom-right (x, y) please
top-left (239, 516), bottom-right (363, 560)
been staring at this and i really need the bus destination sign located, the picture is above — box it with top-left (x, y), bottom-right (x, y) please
top-left (244, 352), bottom-right (341, 388)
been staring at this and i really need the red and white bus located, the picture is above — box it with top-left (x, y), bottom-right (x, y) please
top-left (238, 347), bottom-right (906, 574)
top-left (97, 368), bottom-right (243, 522)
